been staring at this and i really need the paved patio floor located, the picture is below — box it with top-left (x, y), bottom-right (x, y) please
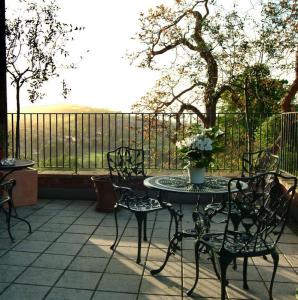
top-left (0, 199), bottom-right (297, 300)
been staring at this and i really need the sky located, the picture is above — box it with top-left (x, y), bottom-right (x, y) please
top-left (6, 0), bottom-right (172, 112)
top-left (6, 0), bottom-right (258, 113)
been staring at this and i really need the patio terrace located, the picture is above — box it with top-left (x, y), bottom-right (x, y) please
top-left (0, 199), bottom-right (297, 300)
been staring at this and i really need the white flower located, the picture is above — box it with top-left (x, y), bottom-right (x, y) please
top-left (185, 136), bottom-right (194, 148)
top-left (215, 129), bottom-right (224, 137)
top-left (176, 141), bottom-right (182, 148)
top-left (176, 125), bottom-right (223, 168)
top-left (195, 139), bottom-right (205, 151)
top-left (190, 136), bottom-right (213, 151)
top-left (203, 137), bottom-right (213, 151)
top-left (205, 143), bottom-right (213, 151)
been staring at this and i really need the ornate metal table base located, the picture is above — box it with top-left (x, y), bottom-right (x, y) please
top-left (144, 175), bottom-right (247, 276)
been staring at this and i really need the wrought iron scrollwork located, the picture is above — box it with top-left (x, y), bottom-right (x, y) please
top-left (187, 172), bottom-right (297, 299)
top-left (107, 146), bottom-right (172, 264)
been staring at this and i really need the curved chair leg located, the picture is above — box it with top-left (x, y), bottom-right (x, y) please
top-left (110, 205), bottom-right (119, 250)
top-left (186, 240), bottom-right (201, 296)
top-left (232, 259), bottom-right (237, 270)
top-left (151, 234), bottom-right (178, 275)
top-left (232, 221), bottom-right (240, 270)
top-left (143, 214), bottom-right (148, 242)
top-left (13, 215), bottom-right (32, 234)
top-left (7, 182), bottom-right (18, 218)
top-left (269, 249), bottom-right (279, 300)
top-left (219, 256), bottom-right (231, 300)
top-left (6, 200), bottom-right (14, 242)
top-left (9, 183), bottom-right (30, 232)
top-left (243, 256), bottom-right (249, 290)
top-left (135, 212), bottom-right (144, 264)
top-left (151, 207), bottom-right (181, 275)
top-left (168, 214), bottom-right (173, 242)
top-left (210, 250), bottom-right (221, 280)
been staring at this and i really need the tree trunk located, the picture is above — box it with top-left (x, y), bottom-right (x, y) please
top-left (15, 83), bottom-right (20, 158)
top-left (243, 76), bottom-right (254, 155)
top-left (205, 102), bottom-right (216, 128)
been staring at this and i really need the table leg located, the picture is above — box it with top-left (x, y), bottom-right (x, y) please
top-left (157, 190), bottom-right (174, 243)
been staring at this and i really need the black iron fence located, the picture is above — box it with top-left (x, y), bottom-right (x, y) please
top-left (280, 112), bottom-right (298, 177)
top-left (6, 112), bottom-right (288, 174)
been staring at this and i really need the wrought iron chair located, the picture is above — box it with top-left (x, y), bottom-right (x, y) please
top-left (107, 146), bottom-right (172, 264)
top-left (0, 179), bottom-right (32, 241)
top-left (205, 149), bottom-right (280, 223)
top-left (241, 149), bottom-right (279, 177)
top-left (187, 172), bottom-right (297, 299)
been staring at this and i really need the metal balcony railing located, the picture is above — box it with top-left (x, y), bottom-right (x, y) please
top-left (6, 112), bottom-right (292, 175)
top-left (280, 112), bottom-right (298, 177)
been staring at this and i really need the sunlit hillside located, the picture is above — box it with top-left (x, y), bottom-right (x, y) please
top-left (19, 103), bottom-right (118, 114)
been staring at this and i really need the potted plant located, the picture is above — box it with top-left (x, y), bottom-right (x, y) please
top-left (176, 124), bottom-right (224, 184)
top-left (91, 176), bottom-right (117, 212)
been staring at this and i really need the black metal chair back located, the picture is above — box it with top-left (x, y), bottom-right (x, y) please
top-left (241, 149), bottom-right (279, 177)
top-left (205, 149), bottom-right (279, 222)
top-left (107, 146), bottom-right (146, 188)
top-left (223, 172), bottom-right (296, 255)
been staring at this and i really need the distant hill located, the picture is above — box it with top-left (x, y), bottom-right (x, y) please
top-left (20, 103), bottom-right (119, 114)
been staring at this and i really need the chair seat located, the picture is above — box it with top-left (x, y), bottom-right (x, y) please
top-left (119, 195), bottom-right (163, 212)
top-left (201, 232), bottom-right (274, 256)
top-left (205, 202), bottom-right (225, 216)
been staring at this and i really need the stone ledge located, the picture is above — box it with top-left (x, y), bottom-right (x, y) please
top-left (38, 173), bottom-right (108, 200)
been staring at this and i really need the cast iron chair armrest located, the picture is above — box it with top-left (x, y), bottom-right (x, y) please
top-left (111, 183), bottom-right (136, 209)
top-left (0, 179), bottom-right (16, 197)
top-left (112, 183), bottom-right (133, 194)
top-left (0, 178), bottom-right (16, 189)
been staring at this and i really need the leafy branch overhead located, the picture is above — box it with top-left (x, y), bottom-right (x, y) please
top-left (6, 0), bottom-right (85, 102)
top-left (6, 0), bottom-right (85, 157)
top-left (128, 0), bottom-right (297, 127)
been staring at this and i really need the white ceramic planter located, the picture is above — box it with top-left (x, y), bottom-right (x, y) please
top-left (187, 167), bottom-right (206, 184)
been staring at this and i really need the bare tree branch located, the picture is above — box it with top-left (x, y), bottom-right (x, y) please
top-left (156, 81), bottom-right (203, 110)
top-left (176, 103), bottom-right (207, 129)
top-left (152, 40), bottom-right (184, 56)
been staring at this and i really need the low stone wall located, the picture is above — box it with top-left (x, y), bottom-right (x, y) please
top-left (37, 172), bottom-right (226, 204)
top-left (38, 173), bottom-right (98, 200)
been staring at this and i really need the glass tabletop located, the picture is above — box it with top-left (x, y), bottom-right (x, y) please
top-left (144, 175), bottom-right (247, 194)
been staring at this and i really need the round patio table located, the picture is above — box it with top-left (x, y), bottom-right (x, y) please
top-left (144, 175), bottom-right (244, 194)
top-left (0, 159), bottom-right (35, 182)
top-left (144, 175), bottom-right (247, 275)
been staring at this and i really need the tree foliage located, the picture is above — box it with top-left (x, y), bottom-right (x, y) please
top-left (221, 64), bottom-right (286, 115)
top-left (129, 0), bottom-right (297, 128)
top-left (6, 0), bottom-right (84, 157)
